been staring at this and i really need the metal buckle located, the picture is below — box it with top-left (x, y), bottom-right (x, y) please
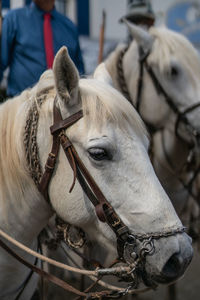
top-left (111, 217), bottom-right (121, 227)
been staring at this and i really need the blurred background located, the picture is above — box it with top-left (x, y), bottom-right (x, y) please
top-left (1, 0), bottom-right (200, 76)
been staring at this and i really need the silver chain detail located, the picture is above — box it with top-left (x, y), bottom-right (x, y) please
top-left (132, 226), bottom-right (186, 241)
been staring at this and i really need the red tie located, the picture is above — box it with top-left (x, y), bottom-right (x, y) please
top-left (43, 13), bottom-right (54, 69)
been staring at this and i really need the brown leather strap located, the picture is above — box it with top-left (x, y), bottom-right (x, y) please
top-left (0, 238), bottom-right (122, 299)
top-left (39, 100), bottom-right (83, 203)
top-left (39, 97), bottom-right (130, 260)
top-left (50, 109), bottom-right (83, 134)
top-left (38, 132), bottom-right (60, 203)
top-left (59, 133), bottom-right (130, 243)
top-left (0, 238), bottom-right (87, 297)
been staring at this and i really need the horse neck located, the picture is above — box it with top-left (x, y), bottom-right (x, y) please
top-left (153, 125), bottom-right (190, 172)
top-left (105, 42), bottom-right (144, 110)
top-left (0, 96), bottom-right (52, 246)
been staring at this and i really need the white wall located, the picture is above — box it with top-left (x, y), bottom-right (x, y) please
top-left (65, 0), bottom-right (77, 24)
top-left (89, 0), bottom-right (127, 41)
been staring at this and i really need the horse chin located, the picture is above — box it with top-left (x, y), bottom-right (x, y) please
top-left (137, 267), bottom-right (178, 288)
top-left (139, 270), bottom-right (158, 288)
top-left (119, 266), bottom-right (177, 289)
top-left (119, 266), bottom-right (158, 289)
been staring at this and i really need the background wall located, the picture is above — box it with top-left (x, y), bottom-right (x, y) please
top-left (88, 0), bottom-right (200, 48)
top-left (89, 0), bottom-right (127, 40)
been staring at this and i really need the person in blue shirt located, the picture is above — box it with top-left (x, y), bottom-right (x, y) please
top-left (0, 0), bottom-right (85, 97)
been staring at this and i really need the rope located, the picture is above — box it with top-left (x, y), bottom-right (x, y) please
top-left (0, 228), bottom-right (151, 296)
top-left (0, 229), bottom-right (96, 276)
top-left (0, 229), bottom-right (131, 277)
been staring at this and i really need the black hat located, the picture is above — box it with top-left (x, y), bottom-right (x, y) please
top-left (121, 0), bottom-right (155, 26)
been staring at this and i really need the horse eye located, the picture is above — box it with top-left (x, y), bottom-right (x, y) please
top-left (88, 148), bottom-right (110, 161)
top-left (171, 66), bottom-right (179, 77)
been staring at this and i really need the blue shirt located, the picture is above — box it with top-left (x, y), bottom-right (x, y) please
top-left (0, 2), bottom-right (85, 96)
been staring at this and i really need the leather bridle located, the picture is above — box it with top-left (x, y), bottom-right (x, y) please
top-left (38, 96), bottom-right (134, 260)
top-left (117, 45), bottom-right (200, 141)
top-left (117, 45), bottom-right (200, 202)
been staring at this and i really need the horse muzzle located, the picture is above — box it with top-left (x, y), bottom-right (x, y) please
top-left (143, 232), bottom-right (193, 285)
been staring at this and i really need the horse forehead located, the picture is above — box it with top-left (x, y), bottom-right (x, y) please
top-left (71, 120), bottom-right (120, 144)
top-left (70, 118), bottom-right (142, 151)
top-left (150, 30), bottom-right (200, 72)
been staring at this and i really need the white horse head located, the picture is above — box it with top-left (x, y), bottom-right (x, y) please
top-left (0, 46), bottom-right (193, 298)
top-left (99, 21), bottom-right (200, 230)
top-left (102, 21), bottom-right (200, 140)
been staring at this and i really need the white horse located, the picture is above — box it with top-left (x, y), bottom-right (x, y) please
top-left (95, 21), bottom-right (200, 233)
top-left (0, 46), bottom-right (193, 300)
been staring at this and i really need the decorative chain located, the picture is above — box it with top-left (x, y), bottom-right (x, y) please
top-left (24, 95), bottom-right (47, 186)
top-left (133, 226), bottom-right (186, 241)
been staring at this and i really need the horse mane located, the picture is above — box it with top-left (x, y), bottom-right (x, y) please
top-left (0, 93), bottom-right (33, 213)
top-left (0, 72), bottom-right (55, 213)
top-left (148, 26), bottom-right (200, 82)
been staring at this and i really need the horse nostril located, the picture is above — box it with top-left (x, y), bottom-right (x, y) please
top-left (161, 253), bottom-right (183, 281)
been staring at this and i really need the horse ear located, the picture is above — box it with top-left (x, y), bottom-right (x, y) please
top-left (53, 46), bottom-right (79, 105)
top-left (93, 63), bottom-right (113, 86)
top-left (122, 18), bottom-right (154, 54)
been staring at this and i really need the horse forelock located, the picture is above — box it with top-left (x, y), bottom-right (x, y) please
top-left (35, 69), bottom-right (148, 144)
top-left (79, 78), bottom-right (148, 146)
top-left (148, 26), bottom-right (200, 81)
top-left (35, 73), bottom-right (148, 146)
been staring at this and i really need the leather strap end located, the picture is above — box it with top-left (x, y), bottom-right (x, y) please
top-left (95, 204), bottom-right (107, 223)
